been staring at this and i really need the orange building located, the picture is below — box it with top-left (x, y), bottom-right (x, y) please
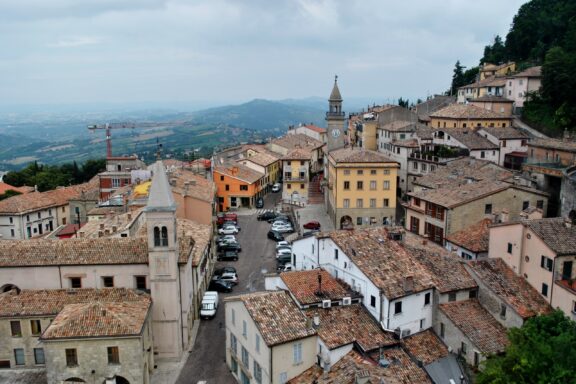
top-left (213, 164), bottom-right (265, 212)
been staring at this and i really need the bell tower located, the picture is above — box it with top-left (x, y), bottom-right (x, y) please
top-left (145, 161), bottom-right (183, 360)
top-left (326, 75), bottom-right (346, 152)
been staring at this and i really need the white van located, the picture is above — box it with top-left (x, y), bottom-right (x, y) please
top-left (200, 291), bottom-right (219, 319)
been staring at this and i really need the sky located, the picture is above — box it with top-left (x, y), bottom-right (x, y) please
top-left (0, 0), bottom-right (529, 109)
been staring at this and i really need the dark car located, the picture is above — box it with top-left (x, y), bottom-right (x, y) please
top-left (217, 250), bottom-right (239, 261)
top-left (214, 266), bottom-right (237, 276)
top-left (208, 279), bottom-right (233, 293)
top-left (257, 211), bottom-right (278, 221)
top-left (302, 230), bottom-right (320, 238)
top-left (267, 230), bottom-right (284, 241)
top-left (303, 221), bottom-right (321, 230)
top-left (256, 197), bottom-right (264, 209)
top-left (218, 242), bottom-right (242, 253)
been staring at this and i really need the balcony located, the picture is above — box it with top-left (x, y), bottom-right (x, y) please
top-left (285, 176), bottom-right (307, 182)
top-left (326, 111), bottom-right (345, 118)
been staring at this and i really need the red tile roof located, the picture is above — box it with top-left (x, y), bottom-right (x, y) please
top-left (445, 218), bottom-right (492, 253)
top-left (0, 182), bottom-right (31, 195)
top-left (281, 269), bottom-right (355, 306)
top-left (304, 124), bottom-right (326, 133)
top-left (401, 329), bottom-right (449, 365)
top-left (214, 164), bottom-right (264, 184)
top-left (430, 104), bottom-right (510, 120)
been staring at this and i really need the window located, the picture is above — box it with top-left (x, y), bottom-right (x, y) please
top-left (14, 349), bottom-right (25, 366)
top-left (461, 342), bottom-right (467, 355)
top-left (255, 334), bottom-right (260, 353)
top-left (240, 185), bottom-right (248, 191)
top-left (334, 249), bottom-right (338, 260)
top-left (135, 276), bottom-right (147, 290)
top-left (279, 372), bottom-right (288, 384)
top-left (522, 201), bottom-right (529, 210)
top-left (507, 243), bottom-right (513, 254)
top-left (356, 217), bottom-right (363, 225)
top-left (383, 198), bottom-right (389, 207)
top-left (343, 199), bottom-right (350, 208)
top-left (343, 169), bottom-right (350, 175)
top-left (469, 289), bottom-right (478, 299)
top-left (356, 199), bottom-right (363, 208)
top-left (30, 320), bottom-right (41, 336)
top-left (370, 295), bottom-right (376, 307)
top-left (241, 346), bottom-right (249, 368)
top-left (231, 358), bottom-right (238, 374)
top-left (356, 181), bottom-right (363, 190)
top-left (293, 342), bottom-right (302, 364)
top-left (474, 351), bottom-right (480, 367)
top-left (420, 318), bottom-right (425, 329)
top-left (485, 204), bottom-right (492, 214)
top-left (225, 184), bottom-right (230, 191)
top-left (107, 346), bottom-right (120, 365)
top-left (230, 334), bottom-right (237, 355)
top-left (541, 256), bottom-right (553, 272)
top-left (65, 349), bottom-right (78, 367)
top-left (10, 229), bottom-right (14, 237)
top-left (394, 301), bottom-right (402, 314)
top-left (502, 139), bottom-right (507, 147)
top-left (424, 292), bottom-right (431, 306)
top-left (500, 304), bottom-right (507, 319)
top-left (287, 184), bottom-right (291, 189)
top-left (413, 162), bottom-right (418, 170)
top-left (70, 277), bottom-right (82, 288)
top-left (161, 226), bottom-right (169, 246)
top-left (448, 292), bottom-right (456, 302)
top-left (343, 181), bottom-right (350, 190)
top-left (383, 181), bottom-right (390, 190)
top-left (481, 151), bottom-right (485, 159)
top-left (300, 184), bottom-right (305, 189)
top-left (536, 200), bottom-right (544, 209)
top-left (440, 322), bottom-right (445, 338)
top-left (370, 180), bottom-right (377, 190)
top-left (383, 169), bottom-right (390, 175)
top-left (357, 170), bottom-right (363, 175)
top-left (370, 199), bottom-right (376, 208)
top-left (541, 283), bottom-right (549, 297)
top-left (370, 169), bottom-right (377, 175)
top-left (254, 361), bottom-right (262, 383)
top-left (102, 276), bottom-right (114, 288)
top-left (10, 321), bottom-right (21, 337)
top-left (220, 175), bottom-right (224, 181)
top-left (34, 348), bottom-right (45, 365)
top-left (242, 320), bottom-right (247, 338)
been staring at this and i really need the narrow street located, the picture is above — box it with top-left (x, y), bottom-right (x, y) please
top-left (175, 193), bottom-right (281, 384)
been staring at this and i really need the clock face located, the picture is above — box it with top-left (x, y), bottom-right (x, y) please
top-left (331, 129), bottom-right (341, 138)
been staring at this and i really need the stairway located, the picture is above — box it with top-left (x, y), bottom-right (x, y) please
top-left (308, 177), bottom-right (324, 205)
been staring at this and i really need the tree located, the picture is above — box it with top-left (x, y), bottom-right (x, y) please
top-left (477, 310), bottom-right (576, 384)
top-left (450, 61), bottom-right (465, 95)
top-left (481, 35), bottom-right (507, 64)
top-left (397, 97), bottom-right (410, 108)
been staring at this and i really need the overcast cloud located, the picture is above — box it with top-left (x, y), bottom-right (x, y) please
top-left (0, 0), bottom-right (528, 107)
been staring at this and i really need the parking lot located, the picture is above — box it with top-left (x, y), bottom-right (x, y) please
top-left (175, 193), bottom-right (282, 384)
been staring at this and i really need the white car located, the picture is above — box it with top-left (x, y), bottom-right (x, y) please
top-left (276, 241), bottom-right (290, 249)
top-left (219, 235), bottom-right (237, 242)
top-left (218, 226), bottom-right (239, 235)
top-left (271, 183), bottom-right (281, 193)
top-left (213, 272), bottom-right (238, 285)
top-left (271, 224), bottom-right (293, 233)
top-left (276, 248), bottom-right (292, 259)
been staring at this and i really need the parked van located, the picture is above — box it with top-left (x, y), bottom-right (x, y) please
top-left (200, 291), bottom-right (219, 319)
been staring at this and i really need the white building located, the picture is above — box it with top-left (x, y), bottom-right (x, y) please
top-left (477, 126), bottom-right (529, 169)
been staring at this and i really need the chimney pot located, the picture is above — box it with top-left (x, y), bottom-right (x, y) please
top-left (99, 223), bottom-right (105, 230)
top-left (98, 230), bottom-right (103, 238)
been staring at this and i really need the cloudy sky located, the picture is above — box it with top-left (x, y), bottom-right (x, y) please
top-left (0, 0), bottom-right (528, 108)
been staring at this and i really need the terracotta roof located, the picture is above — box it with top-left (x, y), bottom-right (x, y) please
top-left (430, 104), bottom-right (510, 120)
top-left (329, 147), bottom-right (398, 164)
top-left (177, 219), bottom-right (211, 267)
top-left (512, 66), bottom-right (541, 78)
top-left (328, 227), bottom-right (435, 299)
top-left (78, 208), bottom-right (142, 238)
top-left (392, 138), bottom-right (419, 148)
top-left (524, 217), bottom-right (576, 255)
top-left (213, 164), bottom-right (264, 184)
top-left (459, 76), bottom-right (507, 90)
top-left (479, 126), bottom-right (528, 139)
top-left (408, 179), bottom-right (510, 208)
top-left (401, 329), bottom-right (449, 365)
top-left (0, 288), bottom-right (148, 317)
top-left (415, 95), bottom-right (456, 121)
top-left (467, 258), bottom-right (552, 319)
top-left (281, 269), bottom-right (355, 306)
top-left (42, 298), bottom-right (151, 339)
top-left (445, 218), bottom-right (492, 253)
top-left (434, 129), bottom-right (498, 150)
top-left (282, 148), bottom-right (312, 160)
top-left (169, 168), bottom-right (215, 203)
top-left (87, 206), bottom-right (126, 216)
top-left (270, 133), bottom-right (324, 151)
top-left (235, 290), bottom-right (316, 347)
top-left (55, 224), bottom-right (82, 237)
top-left (242, 151), bottom-right (279, 167)
top-left (368, 347), bottom-right (433, 383)
top-left (529, 137), bottom-right (576, 153)
top-left (0, 180), bottom-right (98, 215)
top-left (304, 305), bottom-right (397, 351)
top-left (0, 182), bottom-right (31, 195)
top-left (379, 120), bottom-right (417, 132)
top-left (303, 124), bottom-right (326, 133)
top-left (439, 299), bottom-right (509, 355)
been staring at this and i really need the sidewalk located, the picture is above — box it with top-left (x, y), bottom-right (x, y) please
top-left (284, 203), bottom-right (334, 242)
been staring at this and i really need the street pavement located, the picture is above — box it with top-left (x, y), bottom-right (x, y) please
top-left (175, 193), bottom-right (281, 384)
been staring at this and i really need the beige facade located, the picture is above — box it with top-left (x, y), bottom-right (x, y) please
top-left (0, 317), bottom-right (51, 369)
top-left (430, 116), bottom-right (511, 130)
top-left (282, 158), bottom-right (310, 205)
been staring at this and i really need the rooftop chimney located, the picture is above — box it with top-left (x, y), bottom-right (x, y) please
top-left (313, 314), bottom-right (320, 328)
top-left (565, 217), bottom-right (572, 229)
top-left (112, 225), bottom-right (117, 233)
top-left (127, 213), bottom-right (132, 221)
top-left (403, 276), bottom-right (414, 293)
top-left (99, 223), bottom-right (105, 230)
top-left (98, 230), bottom-right (104, 238)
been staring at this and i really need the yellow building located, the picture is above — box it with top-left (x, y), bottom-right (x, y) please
top-left (479, 62), bottom-right (516, 80)
top-left (325, 147), bottom-right (399, 229)
top-left (429, 104), bottom-right (512, 130)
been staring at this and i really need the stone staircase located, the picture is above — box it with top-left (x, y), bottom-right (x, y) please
top-left (308, 177), bottom-right (324, 205)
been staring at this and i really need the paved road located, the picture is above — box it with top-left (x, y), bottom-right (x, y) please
top-left (176, 193), bottom-right (281, 384)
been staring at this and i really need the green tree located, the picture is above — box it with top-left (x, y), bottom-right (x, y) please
top-left (397, 97), bottom-right (409, 108)
top-left (450, 60), bottom-right (465, 95)
top-left (477, 310), bottom-right (576, 384)
top-left (481, 35), bottom-right (507, 64)
top-left (0, 190), bottom-right (22, 201)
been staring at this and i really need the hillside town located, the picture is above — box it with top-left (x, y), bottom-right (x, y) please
top-left (0, 59), bottom-right (575, 384)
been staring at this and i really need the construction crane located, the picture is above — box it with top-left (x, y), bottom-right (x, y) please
top-left (87, 122), bottom-right (137, 158)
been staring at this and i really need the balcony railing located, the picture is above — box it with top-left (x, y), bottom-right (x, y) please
top-left (326, 111), bottom-right (345, 118)
top-left (285, 176), bottom-right (307, 182)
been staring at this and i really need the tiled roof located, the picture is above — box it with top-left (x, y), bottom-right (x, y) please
top-left (87, 206), bottom-right (126, 216)
top-left (0, 288), bottom-right (148, 317)
top-left (512, 66), bottom-right (541, 78)
top-left (42, 298), bottom-right (151, 339)
top-left (404, 233), bottom-right (478, 293)
top-left (328, 227), bottom-right (435, 299)
top-left (236, 290), bottom-right (316, 347)
top-left (329, 147), bottom-right (398, 164)
top-left (270, 133), bottom-right (324, 151)
top-left (0, 182), bottom-right (32, 195)
top-left (214, 164), bottom-right (264, 184)
top-left (78, 208), bottom-right (142, 238)
top-left (0, 179), bottom-right (98, 214)
top-left (459, 76), bottom-right (507, 90)
top-left (169, 168), bottom-right (215, 203)
top-left (435, 129), bottom-right (498, 150)
top-left (303, 124), bottom-right (326, 133)
top-left (439, 299), bottom-right (509, 355)
top-left (305, 305), bottom-right (397, 351)
top-left (282, 148), bottom-right (312, 160)
top-left (401, 329), bottom-right (449, 365)
top-left (529, 137), bottom-right (576, 153)
top-left (445, 218), bottom-right (492, 253)
top-left (177, 219), bottom-right (211, 267)
top-left (525, 217), bottom-right (576, 255)
top-left (379, 120), bottom-right (417, 132)
top-left (430, 104), bottom-right (510, 120)
top-left (369, 347), bottom-right (433, 383)
top-left (392, 138), bottom-right (419, 148)
top-left (479, 126), bottom-right (528, 139)
top-left (415, 95), bottom-right (456, 121)
top-left (467, 258), bottom-right (552, 319)
top-left (408, 179), bottom-right (510, 208)
top-left (281, 269), bottom-right (355, 306)
top-left (243, 151), bottom-right (279, 167)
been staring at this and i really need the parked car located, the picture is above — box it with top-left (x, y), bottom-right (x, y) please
top-left (277, 263), bottom-right (293, 272)
top-left (214, 266), bottom-right (237, 276)
top-left (269, 214), bottom-right (291, 223)
top-left (271, 183), bottom-right (281, 192)
top-left (276, 248), bottom-right (292, 259)
top-left (218, 226), bottom-right (239, 235)
top-left (208, 279), bottom-right (233, 293)
top-left (271, 219), bottom-right (291, 226)
top-left (277, 253), bottom-right (292, 266)
top-left (256, 197), bottom-right (264, 209)
top-left (218, 242), bottom-right (242, 253)
top-left (217, 250), bottom-right (239, 261)
top-left (267, 230), bottom-right (284, 241)
top-left (303, 221), bottom-right (321, 230)
top-left (219, 234), bottom-right (237, 242)
top-left (276, 241), bottom-right (290, 249)
top-left (257, 211), bottom-right (278, 221)
top-left (217, 212), bottom-right (238, 226)
top-left (276, 246), bottom-right (292, 253)
top-left (200, 291), bottom-right (219, 319)
top-left (214, 272), bottom-right (238, 285)
top-left (272, 225), bottom-right (294, 234)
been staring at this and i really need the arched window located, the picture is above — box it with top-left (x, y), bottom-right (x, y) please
top-left (153, 227), bottom-right (161, 247)
top-left (161, 227), bottom-right (169, 246)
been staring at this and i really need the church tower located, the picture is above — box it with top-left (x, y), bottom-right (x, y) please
top-left (326, 75), bottom-right (346, 151)
top-left (145, 161), bottom-right (183, 360)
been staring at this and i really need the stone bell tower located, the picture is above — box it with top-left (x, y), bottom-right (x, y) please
top-left (145, 161), bottom-right (183, 360)
top-left (326, 75), bottom-right (346, 152)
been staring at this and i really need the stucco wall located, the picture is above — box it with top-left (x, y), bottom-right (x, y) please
top-left (0, 317), bottom-right (52, 369)
top-left (435, 310), bottom-right (484, 366)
